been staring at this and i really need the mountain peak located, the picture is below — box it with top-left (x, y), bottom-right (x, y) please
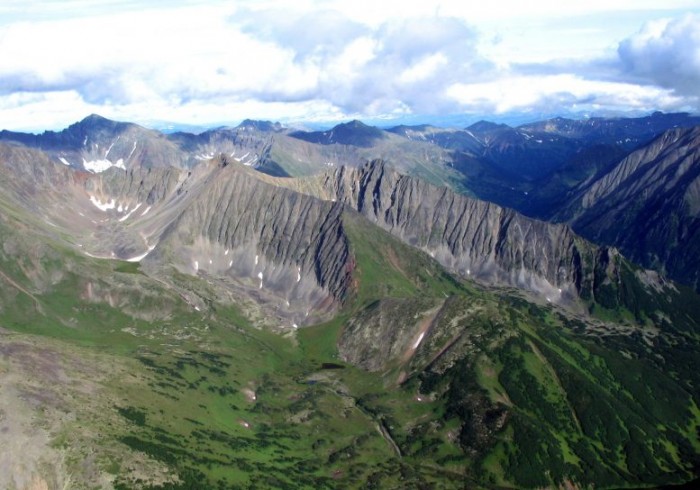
top-left (236, 119), bottom-right (284, 132)
top-left (71, 114), bottom-right (130, 133)
top-left (78, 114), bottom-right (118, 127)
top-left (341, 119), bottom-right (367, 128)
top-left (387, 124), bottom-right (433, 133)
top-left (467, 120), bottom-right (511, 133)
top-left (288, 119), bottom-right (385, 148)
top-left (330, 120), bottom-right (385, 146)
top-left (82, 113), bottom-right (110, 123)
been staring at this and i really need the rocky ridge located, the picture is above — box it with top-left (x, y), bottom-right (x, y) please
top-left (307, 160), bottom-right (627, 305)
top-left (0, 148), bottom-right (356, 326)
top-left (0, 135), bottom-right (679, 317)
top-left (561, 126), bottom-right (700, 290)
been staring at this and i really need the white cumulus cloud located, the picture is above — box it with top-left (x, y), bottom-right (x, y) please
top-left (447, 75), bottom-right (686, 115)
top-left (0, 1), bottom-right (699, 130)
top-left (617, 14), bottom-right (700, 98)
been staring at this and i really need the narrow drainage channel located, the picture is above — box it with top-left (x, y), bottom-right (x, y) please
top-left (376, 418), bottom-right (402, 458)
top-left (323, 384), bottom-right (403, 459)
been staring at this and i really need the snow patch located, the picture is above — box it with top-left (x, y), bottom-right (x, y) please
top-left (255, 255), bottom-right (259, 266)
top-left (126, 244), bottom-right (156, 263)
top-left (118, 203), bottom-right (142, 222)
top-left (233, 151), bottom-right (253, 164)
top-left (83, 157), bottom-right (126, 173)
top-left (228, 260), bottom-right (233, 267)
top-left (59, 157), bottom-right (72, 166)
top-left (127, 141), bottom-right (137, 160)
top-left (297, 266), bottom-right (301, 282)
top-left (413, 332), bottom-right (425, 349)
top-left (195, 152), bottom-right (215, 161)
top-left (224, 249), bottom-right (229, 256)
top-left (257, 271), bottom-right (263, 289)
top-left (194, 260), bottom-right (199, 271)
top-left (90, 195), bottom-right (116, 211)
top-left (140, 206), bottom-right (152, 216)
top-left (104, 137), bottom-right (119, 157)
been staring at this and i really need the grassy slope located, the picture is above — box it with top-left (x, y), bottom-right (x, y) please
top-left (0, 208), bottom-right (469, 488)
top-left (1, 203), bottom-right (699, 489)
top-left (329, 213), bottom-right (700, 488)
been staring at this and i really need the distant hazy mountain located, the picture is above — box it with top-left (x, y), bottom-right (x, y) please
top-left (386, 124), bottom-right (483, 154)
top-left (0, 115), bottom-right (464, 185)
top-left (289, 120), bottom-right (387, 147)
top-left (520, 111), bottom-right (700, 149)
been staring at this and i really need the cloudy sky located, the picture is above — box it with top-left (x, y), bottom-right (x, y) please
top-left (1, 0), bottom-right (699, 131)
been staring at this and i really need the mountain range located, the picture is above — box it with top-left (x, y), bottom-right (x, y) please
top-left (0, 113), bottom-right (699, 489)
top-left (5, 111), bottom-right (699, 293)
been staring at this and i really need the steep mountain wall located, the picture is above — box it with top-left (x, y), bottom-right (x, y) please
top-left (315, 161), bottom-right (620, 303)
top-left (157, 161), bottom-right (354, 311)
top-left (563, 127), bottom-right (700, 290)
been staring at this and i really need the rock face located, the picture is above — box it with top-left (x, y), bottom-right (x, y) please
top-left (86, 160), bottom-right (358, 321)
top-left (155, 160), bottom-right (354, 315)
top-left (312, 160), bottom-right (625, 303)
top-left (0, 146), bottom-right (355, 324)
top-left (561, 126), bottom-right (700, 290)
top-left (338, 296), bottom-right (444, 371)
